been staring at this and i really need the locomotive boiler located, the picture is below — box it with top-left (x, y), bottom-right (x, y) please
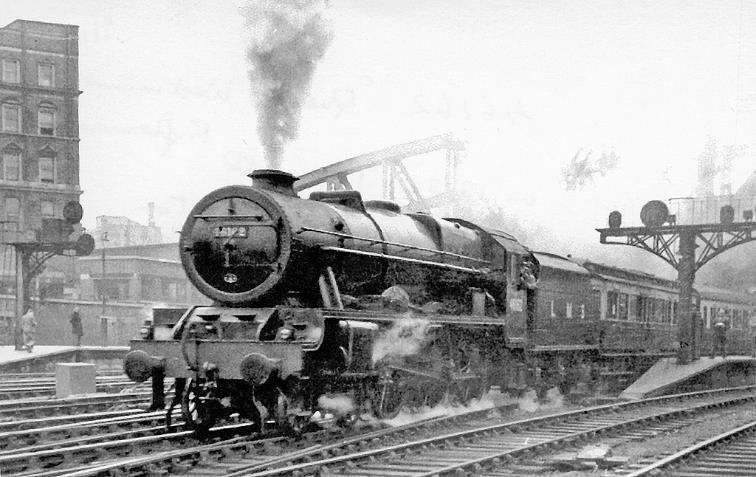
top-left (124, 169), bottom-right (539, 431)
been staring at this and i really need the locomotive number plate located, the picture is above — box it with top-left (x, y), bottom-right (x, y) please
top-left (214, 226), bottom-right (248, 239)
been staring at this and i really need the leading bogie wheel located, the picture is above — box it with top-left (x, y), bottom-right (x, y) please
top-left (181, 378), bottom-right (217, 432)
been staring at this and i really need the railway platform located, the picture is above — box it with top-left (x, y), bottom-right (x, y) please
top-left (620, 355), bottom-right (756, 399)
top-left (0, 345), bottom-right (129, 373)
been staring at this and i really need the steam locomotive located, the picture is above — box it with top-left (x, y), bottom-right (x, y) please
top-left (124, 169), bottom-right (540, 431)
top-left (124, 169), bottom-right (756, 432)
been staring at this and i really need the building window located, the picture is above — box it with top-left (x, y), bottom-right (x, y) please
top-left (39, 156), bottom-right (55, 183)
top-left (1, 104), bottom-right (21, 133)
top-left (580, 304), bottom-right (586, 319)
top-left (38, 63), bottom-right (54, 87)
top-left (5, 197), bottom-right (20, 221)
top-left (550, 300), bottom-right (556, 318)
top-left (2, 59), bottom-right (20, 83)
top-left (41, 201), bottom-right (54, 217)
top-left (38, 109), bottom-right (54, 135)
top-left (1, 150), bottom-right (20, 181)
top-left (566, 302), bottom-right (573, 319)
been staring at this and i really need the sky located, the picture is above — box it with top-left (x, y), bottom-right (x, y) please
top-left (2, 0), bottom-right (756, 276)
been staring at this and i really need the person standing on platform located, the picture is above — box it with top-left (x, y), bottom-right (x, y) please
top-left (20, 308), bottom-right (37, 353)
top-left (711, 309), bottom-right (728, 359)
top-left (70, 307), bottom-right (83, 346)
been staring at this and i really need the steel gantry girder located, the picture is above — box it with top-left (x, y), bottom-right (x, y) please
top-left (597, 214), bottom-right (756, 364)
top-left (598, 222), bottom-right (756, 271)
top-left (294, 133), bottom-right (466, 213)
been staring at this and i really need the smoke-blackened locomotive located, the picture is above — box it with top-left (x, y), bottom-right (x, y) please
top-left (124, 170), bottom-right (540, 431)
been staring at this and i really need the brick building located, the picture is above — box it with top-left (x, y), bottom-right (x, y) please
top-left (78, 243), bottom-right (207, 306)
top-left (0, 19), bottom-right (81, 242)
top-left (90, 212), bottom-right (163, 249)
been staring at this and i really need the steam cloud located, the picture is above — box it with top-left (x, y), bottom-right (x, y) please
top-left (517, 388), bottom-right (564, 413)
top-left (243, 0), bottom-right (333, 169)
top-left (562, 149), bottom-right (618, 191)
top-left (384, 393), bottom-right (498, 427)
top-left (372, 317), bottom-right (431, 364)
top-left (317, 393), bottom-right (355, 415)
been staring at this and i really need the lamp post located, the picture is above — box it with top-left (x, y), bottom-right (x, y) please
top-left (100, 232), bottom-right (108, 317)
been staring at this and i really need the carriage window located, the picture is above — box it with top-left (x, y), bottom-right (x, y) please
top-left (607, 291), bottom-right (618, 319)
top-left (618, 293), bottom-right (628, 320)
top-left (566, 302), bottom-right (573, 319)
top-left (637, 296), bottom-right (647, 322)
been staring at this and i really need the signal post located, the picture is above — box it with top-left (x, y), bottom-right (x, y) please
top-left (9, 201), bottom-right (94, 350)
top-left (597, 197), bottom-right (756, 364)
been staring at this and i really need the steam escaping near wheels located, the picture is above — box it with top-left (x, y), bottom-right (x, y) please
top-left (372, 317), bottom-right (432, 364)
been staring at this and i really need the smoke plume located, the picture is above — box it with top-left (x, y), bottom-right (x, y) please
top-left (562, 149), bottom-right (619, 191)
top-left (243, 0), bottom-right (333, 169)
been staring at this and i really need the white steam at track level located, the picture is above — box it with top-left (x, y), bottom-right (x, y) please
top-left (242, 0), bottom-right (333, 169)
top-left (317, 393), bottom-right (355, 415)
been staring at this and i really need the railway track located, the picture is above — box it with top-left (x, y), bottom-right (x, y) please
top-left (624, 420), bottom-right (756, 476)
top-left (0, 370), bottom-right (125, 380)
top-left (0, 378), bottom-right (145, 400)
top-left (237, 387), bottom-right (756, 477)
top-left (6, 422), bottom-right (258, 476)
top-left (0, 410), bottom-right (175, 451)
top-left (0, 411), bottom-right (189, 474)
top-left (0, 392), bottom-right (151, 421)
top-left (131, 385), bottom-right (754, 477)
top-left (8, 386), bottom-right (756, 476)
top-left (24, 400), bottom-right (520, 477)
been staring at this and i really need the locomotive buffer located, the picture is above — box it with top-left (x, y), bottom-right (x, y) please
top-left (597, 197), bottom-right (756, 364)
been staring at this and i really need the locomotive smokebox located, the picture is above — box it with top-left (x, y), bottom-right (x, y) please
top-left (248, 169), bottom-right (298, 197)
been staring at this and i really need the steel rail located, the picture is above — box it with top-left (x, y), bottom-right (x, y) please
top-left (0, 381), bottom-right (143, 400)
top-left (0, 410), bottom-right (180, 452)
top-left (53, 404), bottom-right (517, 477)
top-left (409, 396), bottom-right (755, 477)
top-left (237, 386), bottom-right (756, 476)
top-left (0, 393), bottom-right (151, 420)
top-left (0, 409), bottom-right (145, 434)
top-left (0, 422), bottom-right (257, 476)
top-left (624, 419), bottom-right (756, 476)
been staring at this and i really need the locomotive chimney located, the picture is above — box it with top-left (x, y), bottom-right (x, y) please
top-left (248, 169), bottom-right (299, 197)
